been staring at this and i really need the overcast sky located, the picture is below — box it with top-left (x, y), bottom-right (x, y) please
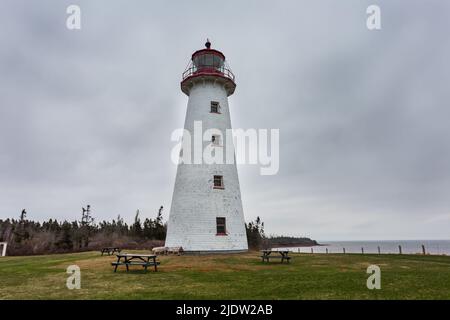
top-left (1, 0), bottom-right (449, 240)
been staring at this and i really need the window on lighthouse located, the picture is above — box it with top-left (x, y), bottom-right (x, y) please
top-left (216, 217), bottom-right (226, 235)
top-left (210, 101), bottom-right (220, 113)
top-left (213, 175), bottom-right (224, 189)
top-left (212, 134), bottom-right (221, 146)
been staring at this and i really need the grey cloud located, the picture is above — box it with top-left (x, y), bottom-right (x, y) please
top-left (1, 0), bottom-right (450, 240)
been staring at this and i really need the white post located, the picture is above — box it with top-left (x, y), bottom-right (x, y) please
top-left (0, 242), bottom-right (7, 257)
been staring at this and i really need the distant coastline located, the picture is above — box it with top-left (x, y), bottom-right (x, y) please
top-left (268, 236), bottom-right (320, 248)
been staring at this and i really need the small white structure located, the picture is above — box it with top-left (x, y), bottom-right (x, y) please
top-left (0, 242), bottom-right (7, 257)
top-left (165, 41), bottom-right (248, 253)
top-left (152, 246), bottom-right (184, 255)
top-left (152, 246), bottom-right (167, 255)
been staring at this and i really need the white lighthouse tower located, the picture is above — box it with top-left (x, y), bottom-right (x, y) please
top-left (165, 40), bottom-right (248, 253)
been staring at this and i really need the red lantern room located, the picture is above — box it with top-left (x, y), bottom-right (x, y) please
top-left (181, 40), bottom-right (236, 96)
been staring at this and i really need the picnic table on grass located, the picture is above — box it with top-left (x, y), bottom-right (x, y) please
top-left (260, 250), bottom-right (291, 263)
top-left (101, 247), bottom-right (121, 256)
top-left (111, 253), bottom-right (160, 272)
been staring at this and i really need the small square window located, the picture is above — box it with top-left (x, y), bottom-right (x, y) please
top-left (212, 135), bottom-right (221, 145)
top-left (216, 217), bottom-right (226, 235)
top-left (210, 101), bottom-right (220, 113)
top-left (213, 175), bottom-right (224, 189)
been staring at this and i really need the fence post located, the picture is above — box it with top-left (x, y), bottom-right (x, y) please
top-left (378, 246), bottom-right (381, 254)
top-left (298, 248), bottom-right (300, 253)
top-left (343, 248), bottom-right (346, 254)
top-left (361, 247), bottom-right (364, 254)
top-left (326, 248), bottom-right (328, 254)
top-left (422, 244), bottom-right (426, 255)
top-left (311, 248), bottom-right (313, 254)
top-left (398, 245), bottom-right (402, 254)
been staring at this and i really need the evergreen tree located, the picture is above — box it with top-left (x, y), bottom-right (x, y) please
top-left (143, 218), bottom-right (155, 239)
top-left (131, 210), bottom-right (142, 238)
top-left (79, 205), bottom-right (94, 248)
top-left (246, 216), bottom-right (265, 249)
top-left (14, 209), bottom-right (30, 243)
top-left (55, 221), bottom-right (73, 250)
top-left (154, 206), bottom-right (166, 240)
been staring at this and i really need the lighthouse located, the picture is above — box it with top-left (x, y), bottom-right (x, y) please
top-left (165, 40), bottom-right (248, 253)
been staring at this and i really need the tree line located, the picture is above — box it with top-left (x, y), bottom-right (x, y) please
top-left (0, 206), bottom-right (167, 255)
top-left (0, 206), bottom-right (266, 255)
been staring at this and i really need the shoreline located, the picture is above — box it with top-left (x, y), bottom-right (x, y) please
top-left (270, 243), bottom-right (324, 248)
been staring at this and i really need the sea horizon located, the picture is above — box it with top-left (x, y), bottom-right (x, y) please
top-left (274, 239), bottom-right (450, 255)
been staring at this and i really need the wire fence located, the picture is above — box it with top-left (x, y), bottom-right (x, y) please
top-left (273, 241), bottom-right (450, 256)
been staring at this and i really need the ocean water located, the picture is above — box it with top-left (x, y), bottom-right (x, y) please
top-left (273, 240), bottom-right (450, 255)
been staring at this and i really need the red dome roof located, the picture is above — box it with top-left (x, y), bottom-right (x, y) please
top-left (192, 48), bottom-right (225, 61)
top-left (181, 41), bottom-right (236, 96)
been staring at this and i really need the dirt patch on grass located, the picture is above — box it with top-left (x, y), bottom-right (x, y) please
top-left (47, 252), bottom-right (275, 274)
top-left (47, 254), bottom-right (113, 272)
top-left (160, 253), bottom-right (274, 272)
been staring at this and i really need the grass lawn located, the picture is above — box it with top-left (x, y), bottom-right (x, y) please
top-left (0, 251), bottom-right (449, 299)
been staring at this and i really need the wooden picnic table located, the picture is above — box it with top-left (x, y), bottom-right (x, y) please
top-left (111, 253), bottom-right (160, 272)
top-left (260, 250), bottom-right (291, 263)
top-left (101, 247), bottom-right (121, 256)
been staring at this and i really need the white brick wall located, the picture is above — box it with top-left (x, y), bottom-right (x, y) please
top-left (165, 80), bottom-right (248, 252)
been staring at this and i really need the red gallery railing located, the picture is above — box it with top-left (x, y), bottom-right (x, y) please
top-left (182, 66), bottom-right (235, 82)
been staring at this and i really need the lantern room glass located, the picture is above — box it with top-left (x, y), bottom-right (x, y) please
top-left (193, 53), bottom-right (224, 71)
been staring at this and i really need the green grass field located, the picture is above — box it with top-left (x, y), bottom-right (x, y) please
top-left (0, 251), bottom-right (449, 299)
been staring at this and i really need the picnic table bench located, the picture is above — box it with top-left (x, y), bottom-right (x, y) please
top-left (260, 250), bottom-right (291, 263)
top-left (101, 247), bottom-right (121, 256)
top-left (111, 253), bottom-right (160, 272)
